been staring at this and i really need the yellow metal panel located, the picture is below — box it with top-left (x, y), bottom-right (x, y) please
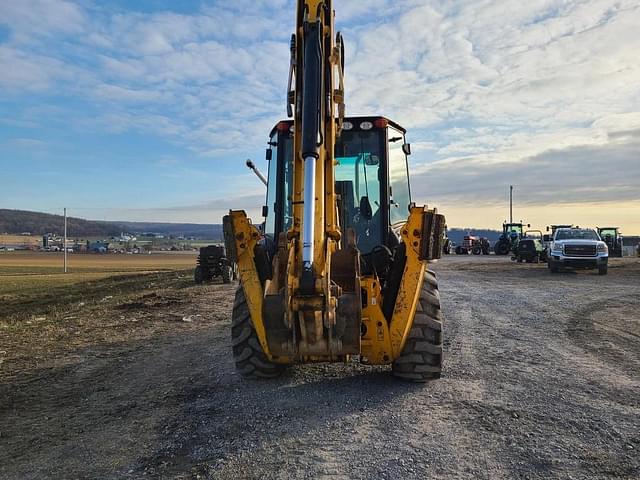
top-left (360, 276), bottom-right (394, 364)
top-left (304, 0), bottom-right (324, 21)
top-left (227, 211), bottom-right (272, 358)
top-left (388, 207), bottom-right (429, 356)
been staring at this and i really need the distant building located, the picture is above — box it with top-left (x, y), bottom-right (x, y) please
top-left (87, 240), bottom-right (109, 253)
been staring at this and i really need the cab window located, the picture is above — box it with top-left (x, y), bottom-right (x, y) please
top-left (335, 129), bottom-right (383, 254)
top-left (388, 125), bottom-right (411, 225)
top-left (264, 133), bottom-right (278, 237)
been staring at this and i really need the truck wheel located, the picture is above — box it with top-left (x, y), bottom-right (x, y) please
top-left (231, 286), bottom-right (284, 379)
top-left (194, 266), bottom-right (205, 284)
top-left (392, 270), bottom-right (443, 382)
top-left (222, 265), bottom-right (232, 284)
top-left (548, 262), bottom-right (559, 274)
top-left (472, 246), bottom-right (482, 255)
top-left (598, 264), bottom-right (608, 276)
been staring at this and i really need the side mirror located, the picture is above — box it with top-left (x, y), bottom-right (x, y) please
top-left (265, 148), bottom-right (272, 161)
top-left (527, 224), bottom-right (531, 228)
top-left (546, 226), bottom-right (550, 232)
top-left (402, 143), bottom-right (412, 155)
top-left (262, 205), bottom-right (268, 217)
top-left (359, 196), bottom-right (373, 220)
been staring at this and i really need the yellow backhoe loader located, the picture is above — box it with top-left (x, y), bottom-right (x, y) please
top-left (223, 0), bottom-right (445, 382)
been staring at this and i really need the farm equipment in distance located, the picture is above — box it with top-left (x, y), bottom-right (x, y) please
top-left (442, 225), bottom-right (452, 254)
top-left (194, 245), bottom-right (235, 284)
top-left (597, 227), bottom-right (623, 257)
top-left (494, 222), bottom-right (528, 255)
top-left (513, 230), bottom-right (546, 263)
top-left (456, 235), bottom-right (491, 255)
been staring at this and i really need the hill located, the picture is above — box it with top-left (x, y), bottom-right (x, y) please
top-left (0, 209), bottom-right (121, 237)
top-left (115, 222), bottom-right (222, 239)
top-left (0, 209), bottom-right (221, 239)
top-left (1, 209), bottom-right (503, 244)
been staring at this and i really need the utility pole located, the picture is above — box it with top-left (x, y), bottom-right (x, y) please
top-left (64, 207), bottom-right (67, 273)
top-left (509, 185), bottom-right (513, 224)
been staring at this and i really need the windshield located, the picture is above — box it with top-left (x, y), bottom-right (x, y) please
top-left (506, 224), bottom-right (523, 236)
top-left (335, 130), bottom-right (383, 254)
top-left (555, 229), bottom-right (599, 241)
top-left (599, 229), bottom-right (616, 237)
top-left (265, 126), bottom-right (387, 254)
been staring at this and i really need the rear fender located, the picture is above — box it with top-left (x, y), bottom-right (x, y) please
top-left (224, 211), bottom-right (287, 363)
top-left (388, 207), bottom-right (444, 358)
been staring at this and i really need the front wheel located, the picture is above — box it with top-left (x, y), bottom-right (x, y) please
top-left (392, 270), bottom-right (443, 382)
top-left (222, 265), bottom-right (232, 284)
top-left (495, 242), bottom-right (510, 255)
top-left (598, 264), bottom-right (608, 276)
top-left (548, 262), bottom-right (559, 273)
top-left (231, 286), bottom-right (284, 379)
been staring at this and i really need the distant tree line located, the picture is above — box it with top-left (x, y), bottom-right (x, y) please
top-left (2, 209), bottom-right (504, 244)
top-left (0, 209), bottom-right (121, 237)
top-left (0, 209), bottom-right (223, 239)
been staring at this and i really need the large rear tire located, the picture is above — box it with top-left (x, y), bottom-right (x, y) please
top-left (231, 286), bottom-right (284, 379)
top-left (194, 266), bottom-right (205, 284)
top-left (392, 270), bottom-right (443, 382)
top-left (222, 265), bottom-right (232, 284)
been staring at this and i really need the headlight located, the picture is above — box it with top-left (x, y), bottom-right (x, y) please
top-left (597, 243), bottom-right (608, 253)
top-left (552, 243), bottom-right (563, 252)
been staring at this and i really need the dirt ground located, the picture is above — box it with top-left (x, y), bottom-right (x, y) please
top-left (1, 256), bottom-right (639, 479)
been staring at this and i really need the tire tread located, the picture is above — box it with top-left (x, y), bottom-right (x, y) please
top-left (392, 269), bottom-right (444, 382)
top-left (231, 286), bottom-right (284, 379)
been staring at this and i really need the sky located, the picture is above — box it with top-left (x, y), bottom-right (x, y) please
top-left (0, 0), bottom-right (639, 233)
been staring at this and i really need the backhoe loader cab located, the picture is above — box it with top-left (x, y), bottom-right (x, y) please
top-left (262, 117), bottom-right (412, 256)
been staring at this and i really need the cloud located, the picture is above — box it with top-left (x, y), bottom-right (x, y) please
top-left (94, 192), bottom-right (265, 224)
top-left (0, 46), bottom-right (67, 91)
top-left (0, 0), bottom-right (639, 229)
top-left (410, 136), bottom-right (640, 206)
top-left (0, 0), bottom-right (86, 42)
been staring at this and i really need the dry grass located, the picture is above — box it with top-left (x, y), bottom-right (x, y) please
top-left (0, 251), bottom-right (196, 276)
top-left (0, 252), bottom-right (198, 323)
top-left (0, 234), bottom-right (41, 246)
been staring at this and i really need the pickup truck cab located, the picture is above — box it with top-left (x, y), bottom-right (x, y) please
top-left (548, 228), bottom-right (608, 275)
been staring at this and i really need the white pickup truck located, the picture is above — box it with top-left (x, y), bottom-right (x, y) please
top-left (547, 227), bottom-right (609, 275)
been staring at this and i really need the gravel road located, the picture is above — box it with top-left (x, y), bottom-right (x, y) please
top-left (1, 256), bottom-right (639, 479)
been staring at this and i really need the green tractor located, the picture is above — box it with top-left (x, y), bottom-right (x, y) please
top-left (513, 230), bottom-right (546, 263)
top-left (597, 227), bottom-right (623, 257)
top-left (194, 245), bottom-right (235, 284)
top-left (494, 222), bottom-right (528, 255)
